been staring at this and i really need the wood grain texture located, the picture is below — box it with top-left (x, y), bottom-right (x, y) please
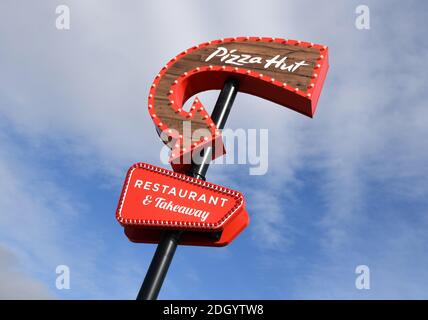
top-left (147, 37), bottom-right (328, 169)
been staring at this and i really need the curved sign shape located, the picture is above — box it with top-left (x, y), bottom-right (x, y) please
top-left (148, 36), bottom-right (329, 171)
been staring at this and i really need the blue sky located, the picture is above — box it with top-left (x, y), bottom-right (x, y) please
top-left (1, 0), bottom-right (427, 299)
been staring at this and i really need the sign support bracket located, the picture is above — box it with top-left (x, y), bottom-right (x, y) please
top-left (137, 78), bottom-right (240, 300)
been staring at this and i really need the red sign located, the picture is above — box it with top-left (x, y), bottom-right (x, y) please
top-left (116, 163), bottom-right (249, 246)
top-left (148, 36), bottom-right (329, 172)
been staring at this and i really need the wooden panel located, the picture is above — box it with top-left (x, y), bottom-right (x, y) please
top-left (147, 37), bottom-right (329, 172)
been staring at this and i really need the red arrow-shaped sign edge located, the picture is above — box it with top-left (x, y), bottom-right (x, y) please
top-left (148, 36), bottom-right (329, 172)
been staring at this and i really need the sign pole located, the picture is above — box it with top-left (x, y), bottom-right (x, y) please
top-left (137, 78), bottom-right (240, 300)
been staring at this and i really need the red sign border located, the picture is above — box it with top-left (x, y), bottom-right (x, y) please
top-left (116, 162), bottom-right (245, 231)
top-left (148, 36), bottom-right (329, 135)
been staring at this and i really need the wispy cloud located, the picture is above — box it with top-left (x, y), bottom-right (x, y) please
top-left (0, 245), bottom-right (53, 299)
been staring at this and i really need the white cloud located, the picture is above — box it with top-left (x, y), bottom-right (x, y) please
top-left (0, 245), bottom-right (52, 299)
top-left (249, 192), bottom-right (290, 249)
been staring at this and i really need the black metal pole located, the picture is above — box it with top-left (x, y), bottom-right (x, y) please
top-left (137, 78), bottom-right (239, 300)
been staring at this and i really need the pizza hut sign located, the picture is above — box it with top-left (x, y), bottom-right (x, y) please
top-left (116, 36), bottom-right (329, 248)
top-left (205, 46), bottom-right (310, 72)
top-left (116, 163), bottom-right (249, 246)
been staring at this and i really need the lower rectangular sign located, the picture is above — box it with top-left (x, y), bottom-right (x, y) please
top-left (116, 163), bottom-right (249, 246)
